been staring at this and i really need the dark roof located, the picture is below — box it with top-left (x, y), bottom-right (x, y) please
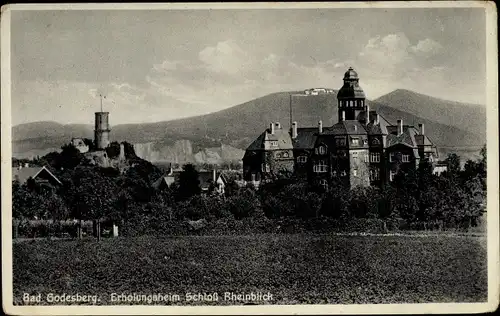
top-left (337, 68), bottom-right (366, 99)
top-left (264, 128), bottom-right (293, 150)
top-left (245, 127), bottom-right (293, 152)
top-left (337, 83), bottom-right (366, 99)
top-left (12, 166), bottom-right (62, 185)
top-left (245, 132), bottom-right (265, 151)
top-left (414, 134), bottom-right (434, 146)
top-left (292, 127), bottom-right (318, 149)
top-left (323, 120), bottom-right (368, 135)
top-left (343, 67), bottom-right (359, 80)
top-left (386, 126), bottom-right (420, 148)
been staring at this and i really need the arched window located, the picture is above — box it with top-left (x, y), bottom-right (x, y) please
top-left (372, 138), bottom-right (380, 145)
top-left (283, 152), bottom-right (289, 158)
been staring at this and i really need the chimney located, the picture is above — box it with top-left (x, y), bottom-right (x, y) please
top-left (418, 123), bottom-right (425, 135)
top-left (318, 120), bottom-right (323, 134)
top-left (397, 119), bottom-right (403, 136)
top-left (213, 169), bottom-right (217, 182)
top-left (292, 121), bottom-right (298, 139)
top-left (275, 122), bottom-right (281, 129)
top-left (270, 123), bottom-right (275, 135)
top-left (366, 103), bottom-right (370, 124)
top-left (341, 111), bottom-right (346, 121)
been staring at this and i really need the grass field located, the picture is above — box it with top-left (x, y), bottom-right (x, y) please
top-left (13, 234), bottom-right (487, 305)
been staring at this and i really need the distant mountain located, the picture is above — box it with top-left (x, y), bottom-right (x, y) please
top-left (12, 89), bottom-right (485, 162)
top-left (375, 89), bottom-right (486, 140)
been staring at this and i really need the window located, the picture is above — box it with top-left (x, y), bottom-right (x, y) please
top-left (389, 171), bottom-right (396, 182)
top-left (283, 152), bottom-right (289, 158)
top-left (320, 179), bottom-right (328, 190)
top-left (353, 169), bottom-right (358, 176)
top-left (364, 154), bottom-right (369, 162)
top-left (372, 138), bottom-right (380, 145)
top-left (316, 145), bottom-right (326, 155)
top-left (332, 170), bottom-right (337, 177)
top-left (352, 138), bottom-right (359, 145)
top-left (350, 100), bottom-right (354, 107)
top-left (370, 152), bottom-right (380, 163)
top-left (336, 137), bottom-right (346, 146)
top-left (297, 155), bottom-right (307, 163)
top-left (389, 153), bottom-right (396, 162)
top-left (402, 154), bottom-right (410, 163)
top-left (370, 168), bottom-right (380, 181)
top-left (363, 139), bottom-right (368, 145)
top-left (276, 153), bottom-right (282, 158)
top-left (352, 151), bottom-right (358, 158)
top-left (261, 163), bottom-right (270, 172)
top-left (313, 160), bottom-right (328, 173)
top-left (270, 141), bottom-right (278, 147)
top-left (340, 170), bottom-right (347, 177)
top-left (339, 151), bottom-right (347, 158)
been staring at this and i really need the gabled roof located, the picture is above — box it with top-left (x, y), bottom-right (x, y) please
top-left (264, 128), bottom-right (293, 150)
top-left (323, 120), bottom-right (368, 135)
top-left (152, 175), bottom-right (176, 190)
top-left (12, 166), bottom-right (62, 185)
top-left (386, 126), bottom-right (420, 148)
top-left (246, 132), bottom-right (265, 151)
top-left (292, 127), bottom-right (318, 149)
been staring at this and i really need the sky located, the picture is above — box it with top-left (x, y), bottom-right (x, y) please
top-left (10, 7), bottom-right (487, 126)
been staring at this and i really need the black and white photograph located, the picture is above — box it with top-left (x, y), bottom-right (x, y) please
top-left (1, 2), bottom-right (498, 315)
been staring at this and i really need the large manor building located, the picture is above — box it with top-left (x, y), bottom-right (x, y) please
top-left (243, 67), bottom-right (438, 188)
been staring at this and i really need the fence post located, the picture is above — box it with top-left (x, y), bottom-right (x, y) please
top-left (77, 219), bottom-right (83, 239)
top-left (113, 223), bottom-right (119, 237)
top-left (13, 219), bottom-right (19, 239)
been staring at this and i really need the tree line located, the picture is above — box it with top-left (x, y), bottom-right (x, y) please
top-left (12, 144), bottom-right (486, 237)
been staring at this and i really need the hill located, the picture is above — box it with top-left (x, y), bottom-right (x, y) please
top-left (12, 90), bottom-right (485, 162)
top-left (375, 89), bottom-right (486, 140)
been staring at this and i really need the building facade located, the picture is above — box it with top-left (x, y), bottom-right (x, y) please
top-left (243, 67), bottom-right (438, 188)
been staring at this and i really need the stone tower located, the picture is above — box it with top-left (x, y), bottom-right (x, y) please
top-left (337, 67), bottom-right (367, 122)
top-left (94, 112), bottom-right (110, 150)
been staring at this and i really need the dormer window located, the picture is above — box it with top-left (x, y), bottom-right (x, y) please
top-left (270, 141), bottom-right (278, 147)
top-left (402, 154), bottom-right (410, 163)
top-left (283, 152), bottom-right (289, 158)
top-left (352, 138), bottom-right (359, 145)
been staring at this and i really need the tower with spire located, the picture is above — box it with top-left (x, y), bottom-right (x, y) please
top-left (336, 67), bottom-right (367, 122)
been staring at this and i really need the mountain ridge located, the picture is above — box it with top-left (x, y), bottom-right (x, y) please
top-left (12, 89), bottom-right (486, 162)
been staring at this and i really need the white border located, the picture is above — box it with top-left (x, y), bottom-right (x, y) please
top-left (1, 2), bottom-right (498, 315)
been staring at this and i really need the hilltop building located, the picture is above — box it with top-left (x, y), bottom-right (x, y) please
top-left (243, 67), bottom-right (438, 188)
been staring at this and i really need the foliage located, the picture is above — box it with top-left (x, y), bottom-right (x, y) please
top-left (176, 163), bottom-right (201, 201)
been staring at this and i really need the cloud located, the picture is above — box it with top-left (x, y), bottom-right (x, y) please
top-left (410, 38), bottom-right (443, 56)
top-left (12, 35), bottom-right (482, 126)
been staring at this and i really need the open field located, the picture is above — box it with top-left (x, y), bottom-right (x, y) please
top-left (13, 234), bottom-right (487, 305)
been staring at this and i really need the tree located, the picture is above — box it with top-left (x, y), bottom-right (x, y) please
top-left (444, 153), bottom-right (461, 179)
top-left (66, 167), bottom-right (119, 239)
top-left (177, 163), bottom-right (201, 201)
top-left (56, 144), bottom-right (84, 170)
